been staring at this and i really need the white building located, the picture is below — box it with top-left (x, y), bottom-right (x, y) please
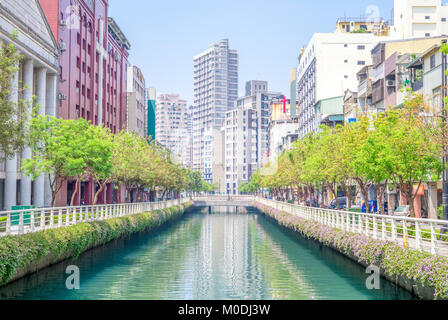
top-left (0, 0), bottom-right (59, 209)
top-left (392, 0), bottom-right (448, 39)
top-left (296, 33), bottom-right (385, 138)
top-left (204, 127), bottom-right (225, 193)
top-left (269, 119), bottom-right (299, 163)
top-left (224, 88), bottom-right (280, 195)
top-left (127, 65), bottom-right (146, 138)
top-left (193, 39), bottom-right (238, 182)
top-left (155, 94), bottom-right (191, 167)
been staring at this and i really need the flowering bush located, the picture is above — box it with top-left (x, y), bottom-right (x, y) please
top-left (255, 202), bottom-right (448, 300)
top-left (0, 202), bottom-right (192, 287)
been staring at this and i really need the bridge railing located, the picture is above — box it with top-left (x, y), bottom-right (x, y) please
top-left (0, 198), bottom-right (189, 237)
top-left (255, 197), bottom-right (448, 257)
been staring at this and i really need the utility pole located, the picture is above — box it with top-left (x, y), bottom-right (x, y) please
top-left (442, 39), bottom-right (448, 225)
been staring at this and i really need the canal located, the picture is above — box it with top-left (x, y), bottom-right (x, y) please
top-left (0, 207), bottom-right (415, 300)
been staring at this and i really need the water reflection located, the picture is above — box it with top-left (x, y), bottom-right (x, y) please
top-left (0, 207), bottom-right (415, 300)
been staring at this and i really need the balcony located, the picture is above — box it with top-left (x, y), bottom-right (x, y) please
top-left (411, 79), bottom-right (423, 92)
top-left (358, 78), bottom-right (372, 98)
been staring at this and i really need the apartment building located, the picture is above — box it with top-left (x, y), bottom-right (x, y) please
top-left (368, 36), bottom-right (448, 112)
top-left (335, 17), bottom-right (390, 37)
top-left (192, 39), bottom-right (238, 181)
top-left (127, 65), bottom-right (146, 138)
top-left (223, 87), bottom-right (279, 194)
top-left (269, 119), bottom-right (300, 164)
top-left (40, 0), bottom-right (130, 206)
top-left (392, 0), bottom-right (448, 39)
top-left (296, 32), bottom-right (382, 138)
top-left (155, 94), bottom-right (191, 167)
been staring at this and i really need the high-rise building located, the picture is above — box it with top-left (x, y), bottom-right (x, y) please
top-left (155, 94), bottom-right (191, 167)
top-left (224, 86), bottom-right (280, 195)
top-left (296, 33), bottom-right (382, 138)
top-left (146, 87), bottom-right (156, 141)
top-left (392, 0), bottom-right (448, 39)
top-left (127, 65), bottom-right (146, 138)
top-left (0, 0), bottom-right (59, 210)
top-left (193, 39), bottom-right (238, 182)
top-left (245, 80), bottom-right (268, 97)
top-left (40, 0), bottom-right (130, 206)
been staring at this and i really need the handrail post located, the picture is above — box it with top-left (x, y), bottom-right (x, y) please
top-left (18, 212), bottom-right (24, 235)
top-left (30, 210), bottom-right (35, 232)
top-left (40, 209), bottom-right (45, 229)
top-left (6, 212), bottom-right (11, 235)
top-left (403, 220), bottom-right (408, 248)
top-left (58, 209), bottom-right (63, 227)
top-left (391, 219), bottom-right (397, 242)
top-left (415, 221), bottom-right (422, 250)
top-left (381, 217), bottom-right (386, 240)
top-left (50, 209), bottom-right (54, 228)
top-left (373, 216), bottom-right (378, 239)
top-left (430, 222), bottom-right (437, 255)
top-left (365, 215), bottom-right (369, 237)
top-left (65, 209), bottom-right (70, 227)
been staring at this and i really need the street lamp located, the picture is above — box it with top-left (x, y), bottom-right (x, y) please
top-left (442, 39), bottom-right (448, 224)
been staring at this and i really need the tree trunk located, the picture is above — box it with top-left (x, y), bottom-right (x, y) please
top-left (93, 181), bottom-right (107, 205)
top-left (70, 178), bottom-right (81, 207)
top-left (361, 185), bottom-right (370, 213)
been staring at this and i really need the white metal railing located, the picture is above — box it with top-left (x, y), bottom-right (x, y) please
top-left (0, 198), bottom-right (190, 237)
top-left (255, 197), bottom-right (448, 257)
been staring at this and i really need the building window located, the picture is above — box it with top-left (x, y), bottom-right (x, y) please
top-left (357, 45), bottom-right (365, 50)
top-left (344, 44), bottom-right (348, 47)
top-left (357, 60), bottom-right (366, 65)
top-left (344, 75), bottom-right (348, 79)
top-left (430, 54), bottom-right (436, 69)
top-left (443, 18), bottom-right (447, 22)
top-left (425, 16), bottom-right (430, 20)
top-left (425, 33), bottom-right (431, 37)
top-left (344, 59), bottom-right (348, 63)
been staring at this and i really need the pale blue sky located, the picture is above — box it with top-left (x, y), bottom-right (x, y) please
top-left (109, 0), bottom-right (393, 104)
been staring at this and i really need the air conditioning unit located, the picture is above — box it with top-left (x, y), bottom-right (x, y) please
top-left (58, 93), bottom-right (67, 101)
top-left (386, 80), bottom-right (395, 87)
top-left (60, 19), bottom-right (67, 27)
top-left (59, 42), bottom-right (67, 52)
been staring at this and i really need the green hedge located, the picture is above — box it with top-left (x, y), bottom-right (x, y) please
top-left (0, 202), bottom-right (192, 286)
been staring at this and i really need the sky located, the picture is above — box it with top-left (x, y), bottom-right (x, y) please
top-left (109, 0), bottom-right (394, 105)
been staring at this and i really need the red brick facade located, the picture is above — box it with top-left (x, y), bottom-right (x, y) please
top-left (40, 0), bottom-right (130, 207)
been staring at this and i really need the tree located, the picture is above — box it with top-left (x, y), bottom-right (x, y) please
top-left (86, 125), bottom-right (114, 205)
top-left (0, 39), bottom-right (29, 160)
top-left (385, 103), bottom-right (442, 217)
top-left (22, 116), bottom-right (93, 207)
top-left (187, 170), bottom-right (203, 196)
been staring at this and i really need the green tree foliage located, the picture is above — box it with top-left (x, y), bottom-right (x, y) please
top-left (0, 40), bottom-right (29, 160)
top-left (23, 118), bottom-right (209, 206)
top-left (254, 95), bottom-right (442, 217)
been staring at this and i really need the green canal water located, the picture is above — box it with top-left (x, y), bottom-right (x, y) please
top-left (0, 207), bottom-right (416, 300)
